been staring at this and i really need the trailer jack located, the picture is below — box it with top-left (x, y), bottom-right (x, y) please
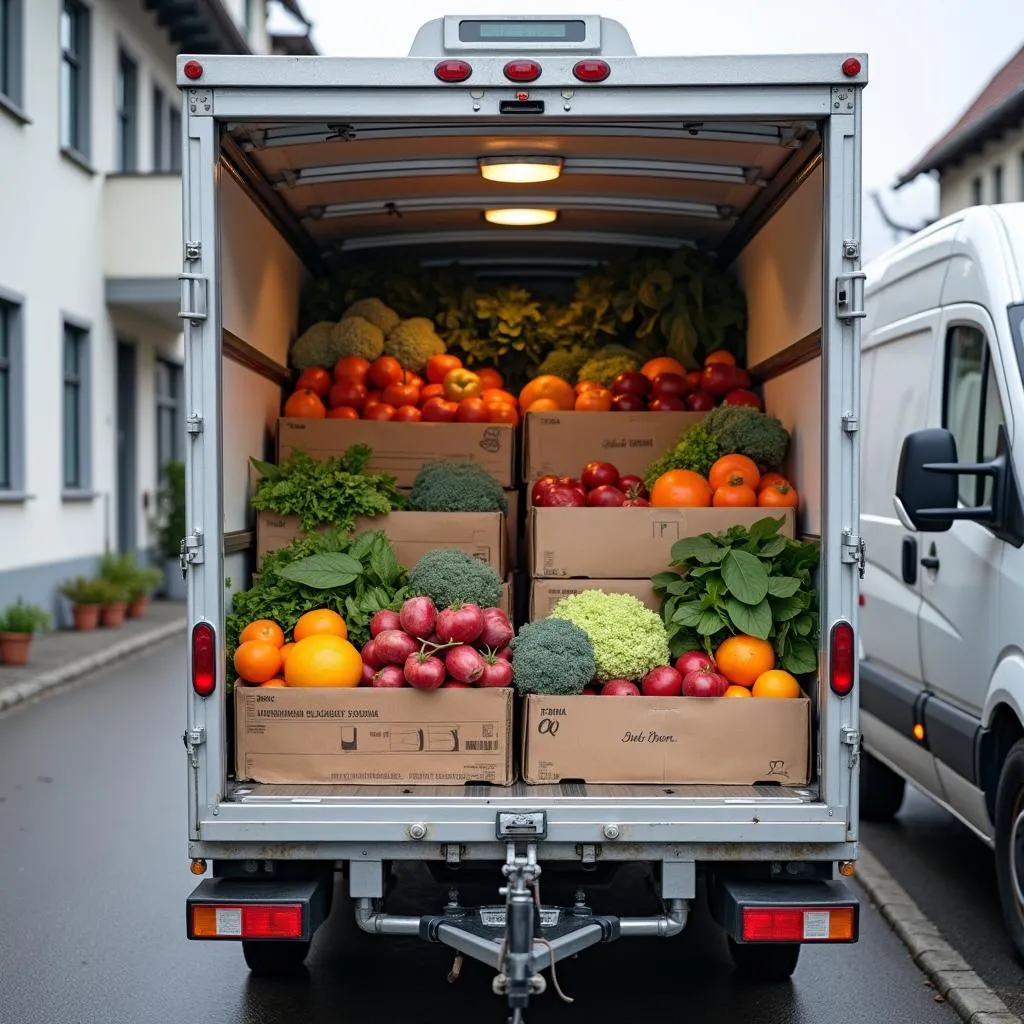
top-left (354, 842), bottom-right (690, 1022)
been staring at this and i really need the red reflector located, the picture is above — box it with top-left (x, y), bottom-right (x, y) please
top-left (192, 621), bottom-right (216, 698)
top-left (842, 57), bottom-right (862, 77)
top-left (243, 904), bottom-right (303, 939)
top-left (183, 60), bottom-right (204, 81)
top-left (504, 60), bottom-right (541, 83)
top-left (743, 908), bottom-right (803, 942)
top-left (434, 60), bottom-right (472, 83)
top-left (573, 59), bottom-right (610, 83)
top-left (830, 620), bottom-right (855, 696)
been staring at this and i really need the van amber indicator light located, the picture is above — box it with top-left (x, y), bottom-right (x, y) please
top-left (830, 620), bottom-right (854, 696)
top-left (842, 57), bottom-right (862, 77)
top-left (192, 622), bottom-right (216, 698)
top-left (573, 59), bottom-right (611, 82)
top-left (504, 60), bottom-right (542, 83)
top-left (183, 60), bottom-right (204, 81)
top-left (913, 723), bottom-right (926, 743)
top-left (434, 60), bottom-right (472, 82)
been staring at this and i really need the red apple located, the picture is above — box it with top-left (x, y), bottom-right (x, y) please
top-left (701, 363), bottom-right (740, 397)
top-left (602, 679), bottom-right (641, 696)
top-left (581, 461), bottom-right (620, 490)
top-left (675, 651), bottom-right (716, 676)
top-left (685, 391), bottom-right (717, 412)
top-left (612, 392), bottom-right (647, 412)
top-left (649, 395), bottom-right (688, 412)
top-left (685, 370), bottom-right (704, 392)
top-left (611, 371), bottom-right (651, 398)
top-left (723, 388), bottom-right (762, 410)
top-left (586, 485), bottom-right (626, 507)
top-left (531, 475), bottom-right (560, 505)
top-left (682, 667), bottom-right (729, 697)
top-left (581, 687), bottom-right (600, 695)
top-left (650, 372), bottom-right (689, 399)
top-left (641, 666), bottom-right (683, 697)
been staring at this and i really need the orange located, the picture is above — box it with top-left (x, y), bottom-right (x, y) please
top-left (240, 619), bottom-right (285, 648)
top-left (709, 454), bottom-right (760, 492)
top-left (279, 643), bottom-right (296, 666)
top-left (715, 635), bottom-right (776, 687)
top-left (650, 469), bottom-right (712, 508)
top-left (525, 397), bottom-right (562, 413)
top-left (293, 609), bottom-right (347, 642)
top-left (641, 357), bottom-right (686, 380)
top-left (261, 678), bottom-right (287, 688)
top-left (519, 375), bottom-right (575, 412)
top-left (233, 640), bottom-right (283, 684)
top-left (752, 669), bottom-right (802, 699)
top-left (575, 388), bottom-right (613, 412)
top-left (722, 685), bottom-right (752, 699)
top-left (284, 634), bottom-right (363, 688)
top-left (704, 350), bottom-right (736, 367)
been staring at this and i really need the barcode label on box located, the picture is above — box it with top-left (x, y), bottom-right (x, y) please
top-left (466, 740), bottom-right (500, 751)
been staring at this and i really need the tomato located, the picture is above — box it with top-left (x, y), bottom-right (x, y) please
top-left (382, 381), bottom-right (421, 408)
top-left (392, 404), bottom-right (422, 422)
top-left (713, 483), bottom-right (757, 507)
top-left (485, 401), bottom-right (519, 426)
top-left (723, 388), bottom-right (762, 409)
top-left (425, 354), bottom-right (463, 384)
top-left (328, 379), bottom-right (366, 409)
top-left (618, 475), bottom-right (648, 499)
top-left (421, 397), bottom-right (459, 423)
top-left (283, 389), bottom-right (326, 419)
top-left (333, 355), bottom-right (371, 385)
top-left (650, 469), bottom-right (713, 508)
top-left (368, 356), bottom-right (404, 390)
top-left (363, 402), bottom-right (395, 421)
top-left (443, 368), bottom-right (483, 402)
top-left (476, 367), bottom-right (503, 390)
top-left (481, 388), bottom-right (517, 407)
top-left (420, 383), bottom-right (444, 404)
top-left (758, 472), bottom-right (790, 493)
top-left (405, 372), bottom-right (425, 390)
top-left (758, 482), bottom-right (799, 508)
top-left (709, 454), bottom-right (760, 492)
top-left (520, 375), bottom-right (575, 412)
top-left (295, 366), bottom-right (332, 398)
top-left (574, 387), bottom-right (613, 412)
top-left (327, 405), bottom-right (359, 420)
top-left (455, 397), bottom-right (491, 423)
top-left (704, 350), bottom-right (736, 367)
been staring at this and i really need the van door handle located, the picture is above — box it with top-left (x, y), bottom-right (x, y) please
top-left (901, 537), bottom-right (918, 584)
top-left (920, 543), bottom-right (940, 572)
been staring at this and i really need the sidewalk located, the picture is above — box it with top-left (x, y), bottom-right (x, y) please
top-left (0, 600), bottom-right (186, 713)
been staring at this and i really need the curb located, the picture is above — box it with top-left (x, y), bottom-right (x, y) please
top-left (856, 846), bottom-right (1022, 1024)
top-left (0, 620), bottom-right (185, 714)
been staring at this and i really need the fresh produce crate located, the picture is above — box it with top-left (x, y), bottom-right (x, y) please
top-left (521, 694), bottom-right (810, 785)
top-left (277, 418), bottom-right (516, 488)
top-left (529, 579), bottom-right (659, 620)
top-left (527, 507), bottom-right (796, 579)
top-left (235, 686), bottom-right (514, 786)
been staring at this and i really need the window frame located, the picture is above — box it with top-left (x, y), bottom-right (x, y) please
top-left (0, 0), bottom-right (25, 116)
top-left (152, 84), bottom-right (165, 170)
top-left (115, 44), bottom-right (138, 172)
top-left (60, 0), bottom-right (91, 161)
top-left (971, 176), bottom-right (983, 206)
top-left (156, 357), bottom-right (182, 474)
top-left (0, 288), bottom-right (25, 499)
top-left (993, 163), bottom-right (1004, 205)
top-left (61, 318), bottom-right (92, 499)
top-left (168, 104), bottom-right (181, 173)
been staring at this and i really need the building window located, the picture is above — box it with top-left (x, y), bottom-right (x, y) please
top-left (152, 86), bottom-right (165, 170)
top-left (156, 358), bottom-right (182, 472)
top-left (0, 0), bottom-right (24, 109)
top-left (971, 176), bottom-right (983, 206)
top-left (242, 0), bottom-right (254, 31)
top-left (0, 298), bottom-right (23, 492)
top-left (115, 48), bottom-right (137, 171)
top-left (60, 0), bottom-right (90, 157)
top-left (62, 322), bottom-right (90, 492)
top-left (993, 164), bottom-right (1004, 205)
top-left (169, 106), bottom-right (181, 172)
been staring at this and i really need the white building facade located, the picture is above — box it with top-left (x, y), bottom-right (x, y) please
top-left (0, 0), bottom-right (313, 618)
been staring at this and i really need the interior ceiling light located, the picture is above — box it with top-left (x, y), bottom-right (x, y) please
top-left (479, 157), bottom-right (563, 184)
top-left (484, 208), bottom-right (558, 227)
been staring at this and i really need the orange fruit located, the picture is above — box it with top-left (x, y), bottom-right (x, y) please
top-left (284, 634), bottom-right (363, 688)
top-left (525, 397), bottom-right (562, 413)
top-left (293, 609), bottom-right (347, 642)
top-left (715, 636), bottom-right (776, 687)
top-left (519, 375), bottom-right (576, 412)
top-left (641, 357), bottom-right (686, 380)
top-left (233, 640), bottom-right (283, 684)
top-left (704, 350), bottom-right (736, 367)
top-left (261, 678), bottom-right (287, 688)
top-left (240, 619), bottom-right (285, 648)
top-left (279, 642), bottom-right (296, 665)
top-left (575, 387), bottom-right (613, 412)
top-left (650, 469), bottom-right (713, 508)
top-left (723, 685), bottom-right (752, 699)
top-left (752, 669), bottom-right (802, 699)
top-left (709, 454), bottom-right (760, 492)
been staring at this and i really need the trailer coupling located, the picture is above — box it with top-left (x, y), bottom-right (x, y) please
top-left (354, 841), bottom-right (689, 1023)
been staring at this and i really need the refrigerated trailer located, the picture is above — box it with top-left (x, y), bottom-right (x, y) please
top-left (181, 14), bottom-right (866, 1016)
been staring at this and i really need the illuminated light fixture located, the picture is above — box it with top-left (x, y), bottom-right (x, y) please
top-left (478, 156), bottom-right (563, 184)
top-left (484, 208), bottom-right (558, 226)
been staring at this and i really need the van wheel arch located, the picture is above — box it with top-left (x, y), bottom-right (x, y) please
top-left (981, 705), bottom-right (1024, 823)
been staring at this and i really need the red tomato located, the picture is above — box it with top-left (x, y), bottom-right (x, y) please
top-left (420, 383), bottom-right (445, 404)
top-left (328, 379), bottom-right (366, 409)
top-left (476, 367), bottom-right (504, 390)
top-left (333, 356), bottom-right (370, 385)
top-left (425, 354), bottom-right (463, 384)
top-left (421, 397), bottom-right (459, 423)
top-left (368, 356), bottom-right (404, 390)
top-left (485, 401), bottom-right (519, 426)
top-left (405, 372), bottom-right (425, 390)
top-left (327, 405), bottom-right (359, 420)
top-left (382, 381), bottom-right (421, 408)
top-left (455, 397), bottom-right (491, 423)
top-left (392, 405), bottom-right (422, 422)
top-left (295, 366), bottom-right (332, 398)
top-left (364, 403), bottom-right (395, 421)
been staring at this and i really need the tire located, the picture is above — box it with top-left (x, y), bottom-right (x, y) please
top-left (993, 739), bottom-right (1024, 963)
top-left (727, 938), bottom-right (800, 982)
top-left (859, 750), bottom-right (906, 822)
top-left (242, 939), bottom-right (311, 976)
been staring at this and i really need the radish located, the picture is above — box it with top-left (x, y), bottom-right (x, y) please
top-left (479, 609), bottom-right (514, 651)
top-left (372, 665), bottom-right (406, 688)
top-left (404, 652), bottom-right (446, 690)
top-left (478, 657), bottom-right (513, 688)
top-left (360, 661), bottom-right (376, 686)
top-left (400, 596), bottom-right (437, 640)
top-left (435, 604), bottom-right (484, 645)
top-left (374, 629), bottom-right (420, 665)
top-left (445, 645), bottom-right (486, 684)
top-left (370, 609), bottom-right (402, 637)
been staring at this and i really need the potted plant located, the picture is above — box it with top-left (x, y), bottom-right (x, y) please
top-left (59, 577), bottom-right (110, 631)
top-left (99, 581), bottom-right (131, 628)
top-left (100, 552), bottom-right (162, 619)
top-left (154, 461), bottom-right (186, 601)
top-left (0, 599), bottom-right (51, 666)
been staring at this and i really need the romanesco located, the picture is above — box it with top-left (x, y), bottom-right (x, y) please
top-left (385, 317), bottom-right (447, 372)
top-left (577, 344), bottom-right (641, 387)
top-left (410, 462), bottom-right (508, 514)
top-left (341, 297), bottom-right (400, 335)
top-left (407, 549), bottom-right (503, 610)
top-left (332, 316), bottom-right (385, 362)
top-left (511, 618), bottom-right (596, 696)
top-left (549, 590), bottom-right (670, 682)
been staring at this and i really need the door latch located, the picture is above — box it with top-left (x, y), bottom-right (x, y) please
top-left (180, 531), bottom-right (204, 578)
top-left (178, 273), bottom-right (208, 324)
top-left (841, 531), bottom-right (866, 578)
top-left (835, 272), bottom-right (867, 321)
top-left (841, 727), bottom-right (860, 769)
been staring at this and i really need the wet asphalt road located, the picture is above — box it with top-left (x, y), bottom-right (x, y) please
top-left (0, 641), bottom-right (957, 1024)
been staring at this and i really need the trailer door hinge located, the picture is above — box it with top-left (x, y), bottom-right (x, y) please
top-left (835, 272), bottom-right (867, 322)
top-left (186, 413), bottom-right (204, 436)
top-left (841, 727), bottom-right (861, 768)
top-left (187, 727), bottom-right (206, 748)
top-left (178, 272), bottom-right (208, 324)
top-left (180, 531), bottom-right (204, 578)
top-left (841, 531), bottom-right (866, 578)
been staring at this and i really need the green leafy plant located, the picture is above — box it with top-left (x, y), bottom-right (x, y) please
top-left (652, 516), bottom-right (820, 674)
top-left (251, 445), bottom-right (406, 533)
top-left (0, 599), bottom-right (51, 635)
top-left (59, 577), bottom-right (117, 606)
top-left (154, 461), bottom-right (186, 562)
top-left (99, 552), bottom-right (163, 600)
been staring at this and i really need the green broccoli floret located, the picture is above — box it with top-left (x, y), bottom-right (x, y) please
top-left (341, 297), bottom-right (400, 335)
top-left (577, 344), bottom-right (641, 387)
top-left (408, 549), bottom-right (503, 609)
top-left (511, 618), bottom-right (596, 696)
top-left (290, 321), bottom-right (339, 371)
top-left (701, 404), bottom-right (790, 471)
top-left (410, 462), bottom-right (509, 514)
top-left (332, 316), bottom-right (385, 362)
top-left (537, 345), bottom-right (591, 382)
top-left (384, 317), bottom-right (447, 373)
top-left (644, 423), bottom-right (723, 489)
top-left (549, 590), bottom-right (670, 682)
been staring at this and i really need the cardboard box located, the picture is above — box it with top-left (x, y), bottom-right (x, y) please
top-left (528, 507), bottom-right (796, 579)
top-left (530, 578), bottom-right (660, 620)
top-left (278, 418), bottom-right (516, 488)
top-left (521, 695), bottom-right (810, 786)
top-left (256, 509), bottom-right (507, 574)
top-left (523, 410), bottom-right (704, 487)
top-left (236, 686), bottom-right (514, 786)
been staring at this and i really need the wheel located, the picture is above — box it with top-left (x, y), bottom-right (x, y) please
top-left (242, 939), bottom-right (311, 976)
top-left (993, 739), bottom-right (1024, 962)
top-left (859, 750), bottom-right (906, 821)
top-left (727, 938), bottom-right (801, 982)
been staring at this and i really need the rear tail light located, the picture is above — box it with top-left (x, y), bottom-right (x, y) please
top-left (504, 60), bottom-right (542, 83)
top-left (742, 906), bottom-right (856, 943)
top-left (192, 621), bottom-right (216, 698)
top-left (573, 59), bottom-right (610, 82)
top-left (434, 60), bottom-right (472, 82)
top-left (830, 620), bottom-right (854, 696)
top-left (841, 57), bottom-right (862, 77)
top-left (191, 903), bottom-right (304, 940)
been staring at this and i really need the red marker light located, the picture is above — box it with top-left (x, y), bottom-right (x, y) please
top-left (183, 60), bottom-right (204, 81)
top-left (842, 57), bottom-right (862, 77)
top-left (830, 620), bottom-right (855, 696)
top-left (192, 621), bottom-right (216, 698)
top-left (434, 60), bottom-right (472, 83)
top-left (504, 60), bottom-right (541, 83)
top-left (573, 60), bottom-right (610, 83)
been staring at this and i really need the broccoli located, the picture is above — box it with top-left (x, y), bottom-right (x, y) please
top-left (536, 345), bottom-right (591, 382)
top-left (409, 462), bottom-right (509, 514)
top-left (290, 321), bottom-right (339, 371)
top-left (511, 618), bottom-right (596, 696)
top-left (384, 317), bottom-right (447, 373)
top-left (701, 404), bottom-right (790, 471)
top-left (577, 344), bottom-right (641, 387)
top-left (549, 590), bottom-right (670, 682)
top-left (341, 297), bottom-right (400, 335)
top-left (332, 316), bottom-right (385, 362)
top-left (643, 424), bottom-right (723, 488)
top-left (407, 548), bottom-right (504, 610)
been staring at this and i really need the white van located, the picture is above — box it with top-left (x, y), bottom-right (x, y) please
top-left (858, 201), bottom-right (1024, 956)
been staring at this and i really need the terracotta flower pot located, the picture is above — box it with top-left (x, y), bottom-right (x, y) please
top-left (127, 594), bottom-right (148, 619)
top-left (101, 603), bottom-right (128, 629)
top-left (0, 631), bottom-right (32, 667)
top-left (73, 604), bottom-right (101, 631)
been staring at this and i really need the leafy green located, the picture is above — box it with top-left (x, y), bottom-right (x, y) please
top-left (250, 446), bottom-right (406, 533)
top-left (651, 516), bottom-right (821, 675)
top-left (643, 425), bottom-right (723, 488)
